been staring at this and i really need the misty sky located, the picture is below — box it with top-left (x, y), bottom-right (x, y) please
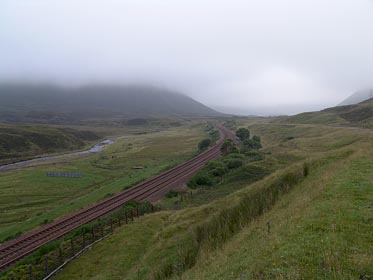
top-left (1, 0), bottom-right (373, 115)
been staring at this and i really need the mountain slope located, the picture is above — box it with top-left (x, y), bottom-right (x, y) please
top-left (0, 125), bottom-right (99, 165)
top-left (0, 84), bottom-right (221, 124)
top-left (339, 89), bottom-right (373, 106)
top-left (283, 98), bottom-right (373, 128)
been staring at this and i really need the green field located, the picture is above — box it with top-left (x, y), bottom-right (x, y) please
top-left (51, 121), bottom-right (372, 280)
top-left (0, 123), bottom-right (207, 242)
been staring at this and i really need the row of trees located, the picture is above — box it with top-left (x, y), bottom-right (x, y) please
top-left (199, 126), bottom-right (262, 154)
top-left (187, 126), bottom-right (263, 189)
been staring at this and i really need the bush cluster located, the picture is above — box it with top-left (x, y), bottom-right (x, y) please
top-left (187, 154), bottom-right (245, 189)
top-left (235, 128), bottom-right (262, 150)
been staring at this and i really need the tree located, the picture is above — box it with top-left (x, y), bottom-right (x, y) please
top-left (198, 138), bottom-right (211, 151)
top-left (236, 128), bottom-right (250, 141)
top-left (221, 139), bottom-right (235, 155)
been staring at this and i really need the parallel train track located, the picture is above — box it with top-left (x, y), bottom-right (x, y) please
top-left (0, 124), bottom-right (233, 271)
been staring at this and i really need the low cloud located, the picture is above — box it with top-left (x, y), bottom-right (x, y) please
top-left (1, 0), bottom-right (372, 114)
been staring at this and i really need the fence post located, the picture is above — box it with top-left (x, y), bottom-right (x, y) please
top-left (70, 238), bottom-right (75, 257)
top-left (136, 206), bottom-right (139, 217)
top-left (151, 204), bottom-right (154, 212)
top-left (59, 246), bottom-right (63, 264)
top-left (45, 256), bottom-right (49, 276)
top-left (110, 219), bottom-right (113, 233)
top-left (28, 264), bottom-right (33, 280)
top-left (92, 226), bottom-right (95, 241)
top-left (100, 223), bottom-right (104, 237)
top-left (118, 215), bottom-right (121, 226)
top-left (83, 229), bottom-right (86, 248)
top-left (131, 210), bottom-right (134, 221)
top-left (125, 211), bottom-right (128, 224)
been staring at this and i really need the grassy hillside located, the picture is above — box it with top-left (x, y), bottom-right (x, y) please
top-left (0, 84), bottom-right (221, 124)
top-left (283, 98), bottom-right (373, 128)
top-left (181, 144), bottom-right (372, 279)
top-left (50, 121), bottom-right (372, 280)
top-left (0, 125), bottom-right (99, 165)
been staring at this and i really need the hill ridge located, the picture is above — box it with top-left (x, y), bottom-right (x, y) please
top-left (282, 98), bottom-right (373, 128)
top-left (0, 84), bottom-right (222, 124)
top-left (338, 89), bottom-right (373, 106)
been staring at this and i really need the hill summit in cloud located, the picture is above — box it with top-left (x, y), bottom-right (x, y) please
top-left (338, 89), bottom-right (373, 106)
top-left (0, 84), bottom-right (222, 124)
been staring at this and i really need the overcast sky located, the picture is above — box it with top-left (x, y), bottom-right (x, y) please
top-left (1, 0), bottom-right (373, 115)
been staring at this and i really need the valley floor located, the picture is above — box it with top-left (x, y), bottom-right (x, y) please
top-left (0, 123), bottom-right (206, 242)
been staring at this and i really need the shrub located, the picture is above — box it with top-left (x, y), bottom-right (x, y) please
top-left (252, 135), bottom-right (261, 142)
top-left (224, 159), bottom-right (244, 169)
top-left (206, 161), bottom-right (228, 177)
top-left (209, 130), bottom-right (220, 142)
top-left (187, 172), bottom-right (214, 188)
top-left (198, 139), bottom-right (211, 151)
top-left (236, 128), bottom-right (250, 141)
top-left (243, 139), bottom-right (262, 149)
top-left (165, 190), bottom-right (179, 198)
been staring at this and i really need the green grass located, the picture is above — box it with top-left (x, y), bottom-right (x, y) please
top-left (52, 122), bottom-right (373, 280)
top-left (0, 124), bottom-right (206, 242)
top-left (181, 147), bottom-right (373, 279)
top-left (1, 118), bottom-right (371, 279)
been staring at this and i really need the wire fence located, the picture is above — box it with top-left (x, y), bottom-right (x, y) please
top-left (46, 172), bottom-right (82, 178)
top-left (1, 203), bottom-right (159, 280)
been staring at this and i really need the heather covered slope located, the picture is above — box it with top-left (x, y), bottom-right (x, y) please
top-left (0, 84), bottom-right (221, 124)
top-left (0, 125), bottom-right (99, 165)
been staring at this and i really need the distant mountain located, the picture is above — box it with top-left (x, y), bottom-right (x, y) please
top-left (282, 98), bottom-right (373, 128)
top-left (339, 89), bottom-right (373, 106)
top-left (0, 84), bottom-right (221, 124)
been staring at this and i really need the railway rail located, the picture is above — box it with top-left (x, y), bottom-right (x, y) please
top-left (0, 124), bottom-right (233, 271)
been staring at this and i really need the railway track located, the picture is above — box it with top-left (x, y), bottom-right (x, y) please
top-left (0, 124), bottom-right (233, 271)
